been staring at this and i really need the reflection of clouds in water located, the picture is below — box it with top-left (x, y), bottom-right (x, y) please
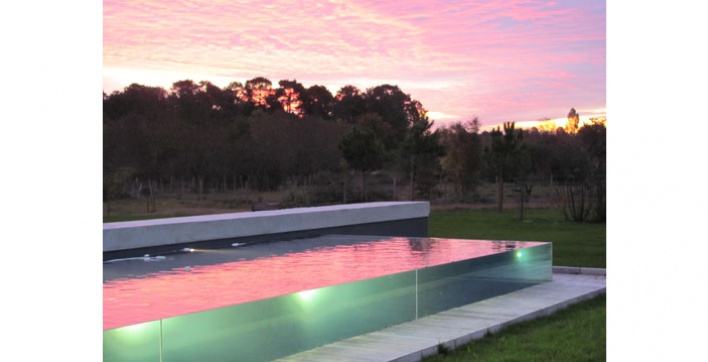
top-left (104, 235), bottom-right (549, 330)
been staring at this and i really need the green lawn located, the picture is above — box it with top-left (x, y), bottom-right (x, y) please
top-left (429, 208), bottom-right (606, 268)
top-left (423, 293), bottom-right (606, 362)
top-left (425, 207), bottom-right (606, 361)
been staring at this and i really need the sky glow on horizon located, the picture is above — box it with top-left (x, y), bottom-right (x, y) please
top-left (103, 0), bottom-right (606, 129)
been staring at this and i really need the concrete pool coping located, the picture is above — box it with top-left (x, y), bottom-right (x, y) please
top-left (277, 267), bottom-right (606, 362)
top-left (103, 202), bottom-right (430, 251)
top-left (103, 202), bottom-right (430, 260)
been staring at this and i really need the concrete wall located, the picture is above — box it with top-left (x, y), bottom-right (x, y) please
top-left (104, 202), bottom-right (430, 260)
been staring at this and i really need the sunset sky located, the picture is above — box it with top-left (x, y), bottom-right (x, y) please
top-left (103, 0), bottom-right (605, 130)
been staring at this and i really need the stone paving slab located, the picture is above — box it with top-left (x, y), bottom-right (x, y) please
top-left (277, 270), bottom-right (606, 362)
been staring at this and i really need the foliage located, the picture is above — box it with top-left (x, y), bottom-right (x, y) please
top-left (339, 119), bottom-right (388, 201)
top-left (275, 79), bottom-right (306, 115)
top-left (301, 84), bottom-right (334, 119)
top-left (103, 166), bottom-right (134, 216)
top-left (439, 119), bottom-right (483, 195)
top-left (332, 85), bottom-right (365, 122)
top-left (483, 122), bottom-right (524, 212)
top-left (306, 171), bottom-right (351, 205)
top-left (364, 84), bottom-right (420, 141)
top-left (244, 76), bottom-right (275, 109)
top-left (103, 78), bottom-right (604, 214)
top-left (565, 107), bottom-right (580, 134)
top-left (551, 122), bottom-right (606, 222)
top-left (279, 185), bottom-right (311, 208)
top-left (577, 122), bottom-right (606, 222)
top-left (400, 118), bottom-right (446, 200)
top-left (514, 179), bottom-right (533, 221)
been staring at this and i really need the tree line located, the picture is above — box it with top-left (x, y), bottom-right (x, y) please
top-left (103, 77), bottom-right (606, 222)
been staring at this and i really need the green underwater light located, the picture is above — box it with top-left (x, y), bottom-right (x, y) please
top-left (296, 289), bottom-right (318, 302)
top-left (121, 321), bottom-right (151, 332)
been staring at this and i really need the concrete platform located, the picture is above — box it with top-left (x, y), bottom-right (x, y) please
top-left (103, 202), bottom-right (430, 260)
top-left (277, 268), bottom-right (606, 362)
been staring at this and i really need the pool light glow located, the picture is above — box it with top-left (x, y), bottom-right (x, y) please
top-left (296, 289), bottom-right (318, 302)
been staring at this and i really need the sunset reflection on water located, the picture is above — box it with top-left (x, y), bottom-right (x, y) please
top-left (103, 236), bottom-right (544, 330)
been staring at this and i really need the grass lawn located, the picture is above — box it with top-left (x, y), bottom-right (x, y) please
top-left (425, 207), bottom-right (606, 361)
top-left (423, 293), bottom-right (606, 362)
top-left (429, 208), bottom-right (606, 268)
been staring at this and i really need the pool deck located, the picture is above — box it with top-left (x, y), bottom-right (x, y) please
top-left (277, 267), bottom-right (606, 362)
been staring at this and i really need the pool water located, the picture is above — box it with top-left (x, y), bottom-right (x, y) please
top-left (103, 235), bottom-right (552, 362)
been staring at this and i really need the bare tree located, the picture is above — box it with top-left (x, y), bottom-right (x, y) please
top-left (484, 122), bottom-right (524, 212)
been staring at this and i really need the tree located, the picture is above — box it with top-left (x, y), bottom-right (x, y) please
top-left (549, 119), bottom-right (606, 223)
top-left (301, 85), bottom-right (334, 119)
top-left (168, 80), bottom-right (231, 200)
top-left (103, 166), bottom-right (133, 216)
top-left (245, 76), bottom-right (275, 109)
top-left (226, 81), bottom-right (248, 102)
top-left (332, 85), bottom-right (365, 123)
top-left (224, 81), bottom-right (256, 116)
top-left (276, 79), bottom-right (306, 115)
top-left (104, 83), bottom-right (176, 212)
top-left (104, 78), bottom-right (456, 202)
top-left (439, 118), bottom-right (483, 195)
top-left (355, 112), bottom-right (397, 151)
top-left (484, 122), bottom-right (524, 212)
top-left (197, 80), bottom-right (232, 112)
top-left (103, 108), bottom-right (136, 216)
top-left (576, 121), bottom-right (606, 222)
top-left (103, 83), bottom-right (169, 121)
top-left (400, 118), bottom-right (446, 200)
top-left (244, 111), bottom-right (289, 190)
top-left (364, 84), bottom-right (414, 142)
top-left (565, 108), bottom-right (580, 134)
top-left (339, 125), bottom-right (387, 202)
top-left (535, 117), bottom-right (557, 133)
top-left (511, 146), bottom-right (533, 221)
top-left (404, 99), bottom-right (429, 125)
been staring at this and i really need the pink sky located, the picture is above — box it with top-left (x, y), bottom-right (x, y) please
top-left (103, 0), bottom-right (605, 129)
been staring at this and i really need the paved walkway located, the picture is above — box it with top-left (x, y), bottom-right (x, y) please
top-left (277, 268), bottom-right (606, 362)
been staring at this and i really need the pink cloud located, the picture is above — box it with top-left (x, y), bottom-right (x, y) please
top-left (103, 0), bottom-right (605, 126)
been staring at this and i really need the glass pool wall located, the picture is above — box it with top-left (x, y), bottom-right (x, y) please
top-left (103, 241), bottom-right (551, 362)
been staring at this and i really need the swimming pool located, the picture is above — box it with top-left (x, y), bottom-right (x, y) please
top-left (103, 235), bottom-right (552, 361)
